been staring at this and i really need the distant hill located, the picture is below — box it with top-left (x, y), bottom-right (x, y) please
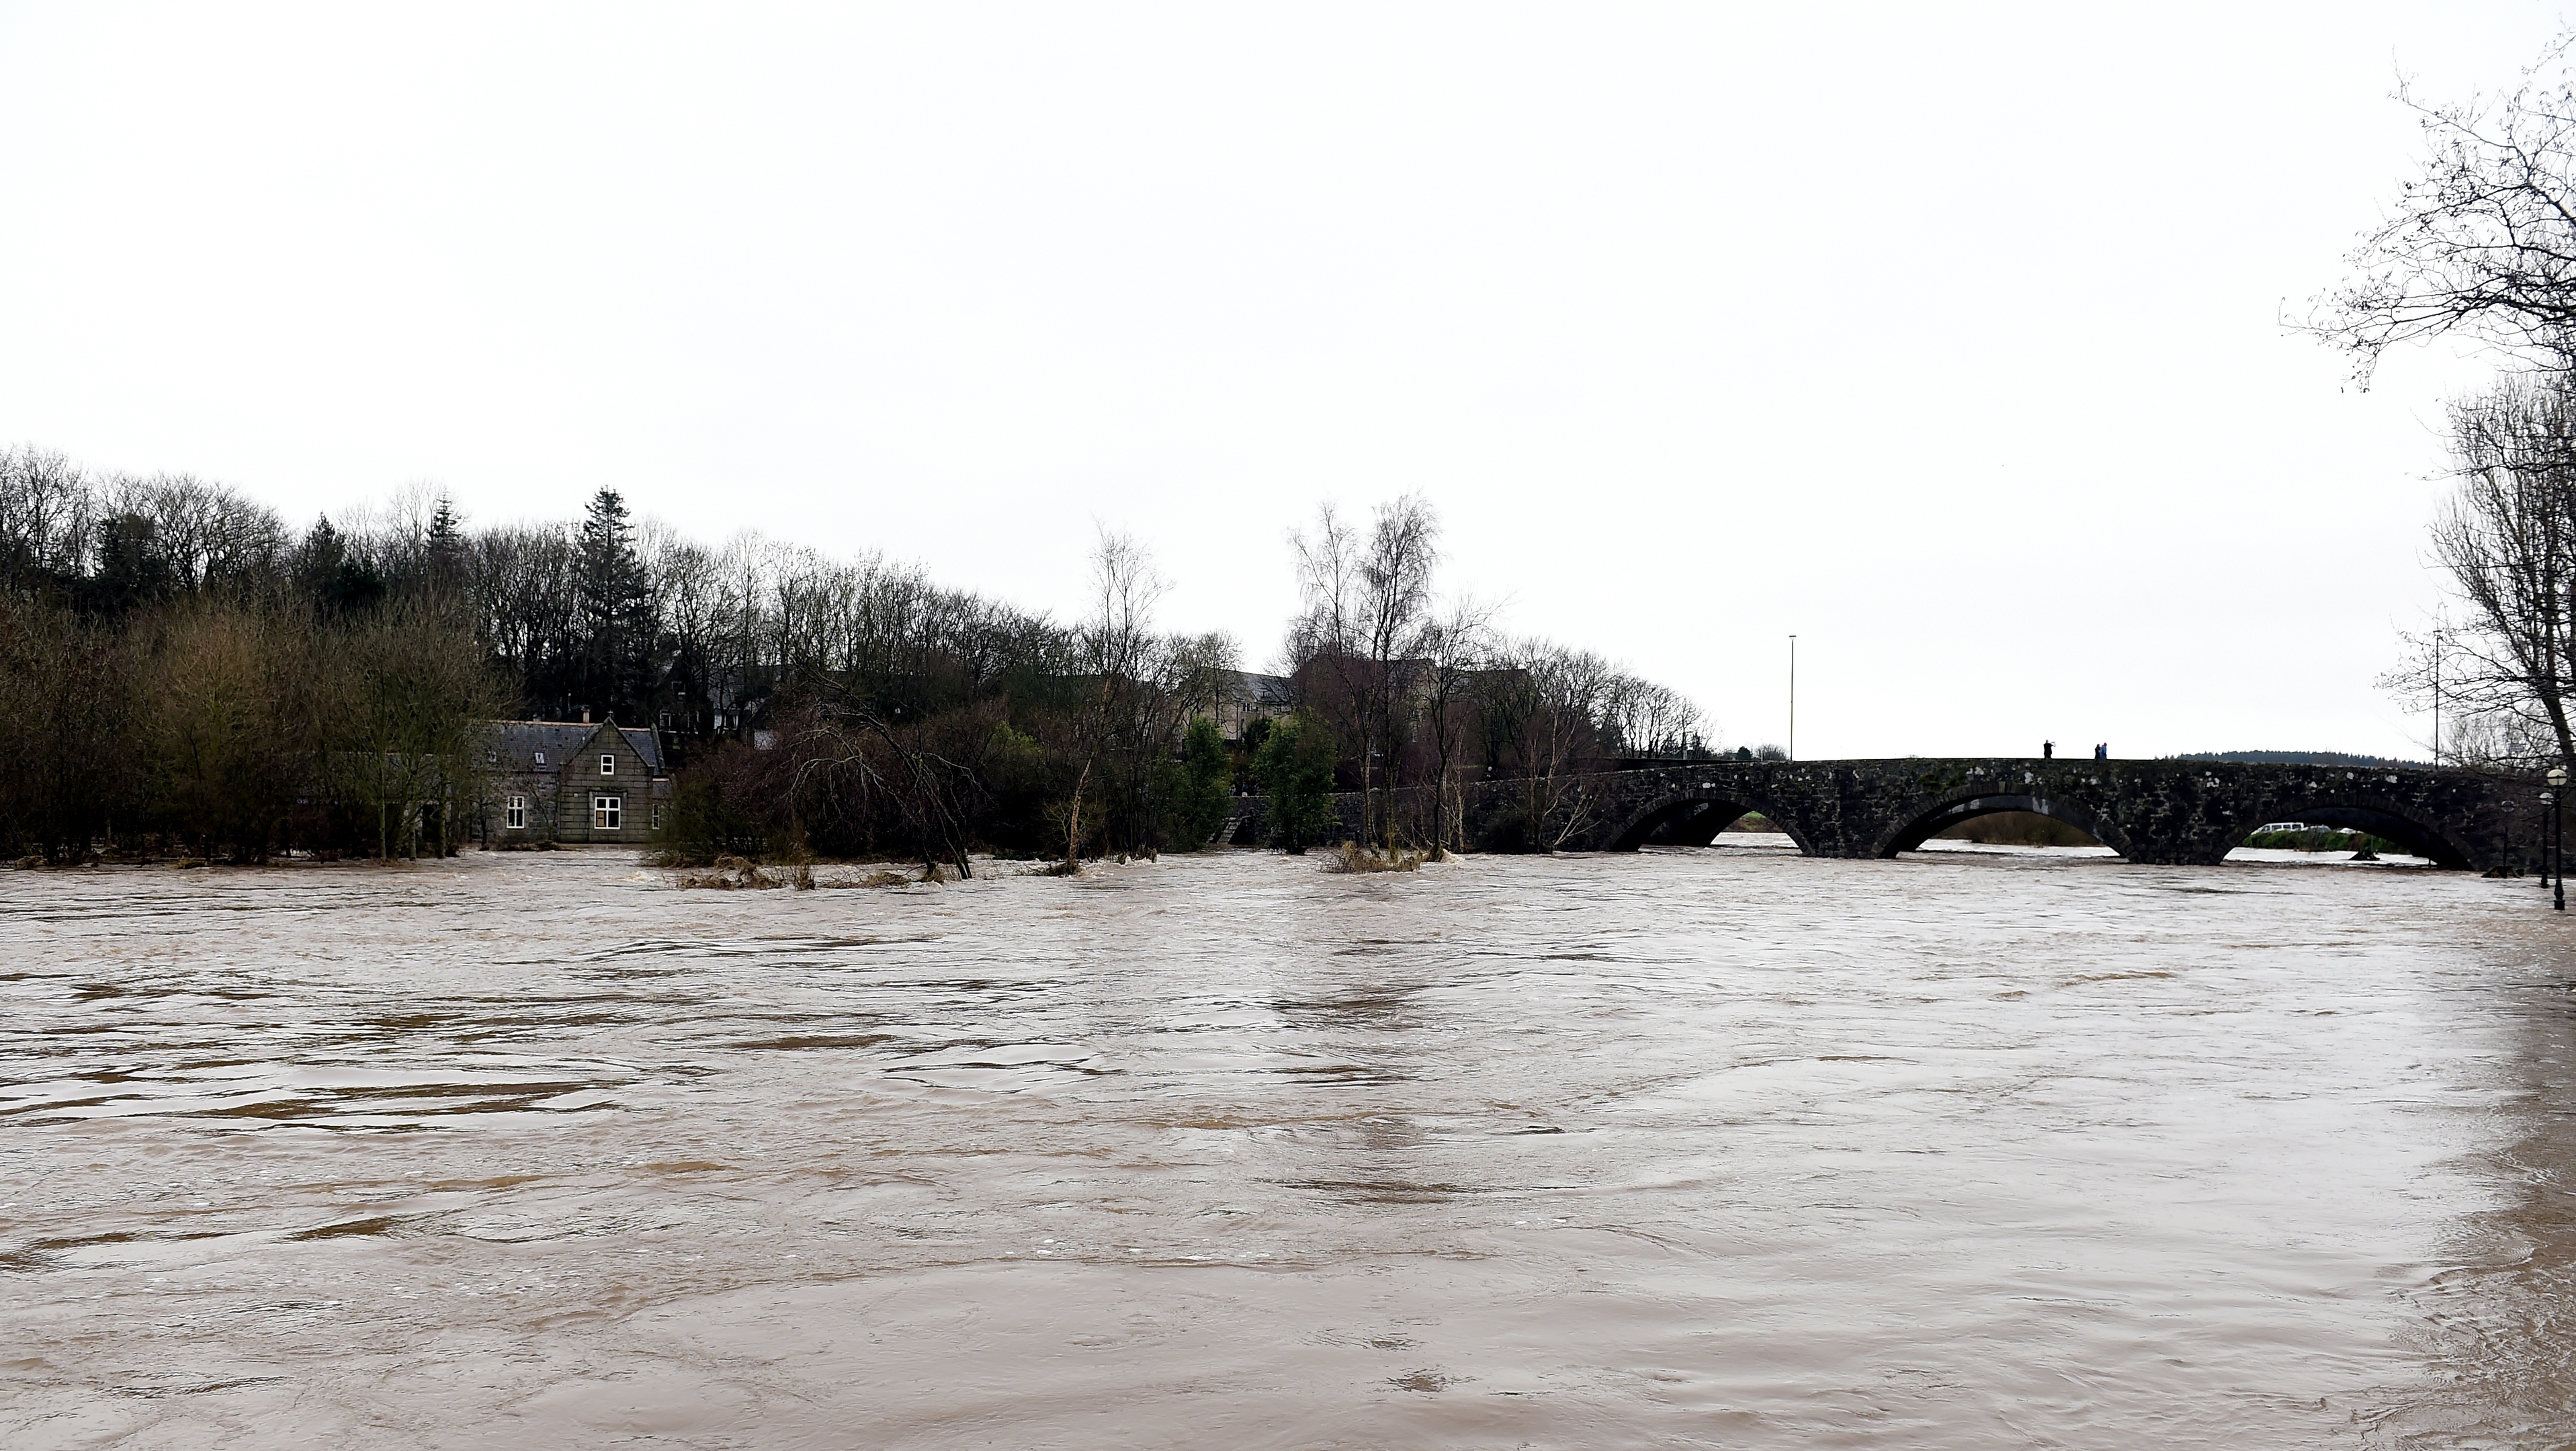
top-left (2169, 750), bottom-right (2426, 768)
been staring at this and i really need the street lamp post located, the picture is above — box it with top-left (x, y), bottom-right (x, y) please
top-left (2550, 767), bottom-right (2568, 911)
top-left (1787, 635), bottom-right (1797, 762)
top-left (2542, 791), bottom-right (2553, 892)
top-left (2432, 627), bottom-right (2444, 768)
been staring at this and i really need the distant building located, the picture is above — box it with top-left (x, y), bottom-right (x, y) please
top-left (1215, 670), bottom-right (1295, 742)
top-left (482, 717), bottom-right (673, 845)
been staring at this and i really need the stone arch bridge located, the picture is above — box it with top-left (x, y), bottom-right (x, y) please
top-left (1256, 758), bottom-right (2546, 871)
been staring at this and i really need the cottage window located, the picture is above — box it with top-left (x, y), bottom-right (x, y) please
top-left (593, 795), bottom-right (623, 830)
top-left (506, 795), bottom-right (526, 830)
top-left (651, 803), bottom-right (663, 830)
top-left (600, 754), bottom-right (616, 777)
top-left (533, 751), bottom-right (546, 766)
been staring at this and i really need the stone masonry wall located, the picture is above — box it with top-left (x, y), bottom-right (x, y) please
top-left (1224, 759), bottom-right (2543, 871)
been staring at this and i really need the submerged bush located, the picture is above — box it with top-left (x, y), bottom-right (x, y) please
top-left (1324, 840), bottom-right (1424, 873)
top-left (673, 854), bottom-right (799, 889)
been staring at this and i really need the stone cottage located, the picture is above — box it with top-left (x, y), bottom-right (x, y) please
top-left (483, 717), bottom-right (673, 846)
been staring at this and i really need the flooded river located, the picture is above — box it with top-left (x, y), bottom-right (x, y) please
top-left (5, 844), bottom-right (2574, 1448)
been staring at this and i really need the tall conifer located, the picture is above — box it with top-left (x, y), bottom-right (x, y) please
top-left (574, 488), bottom-right (654, 720)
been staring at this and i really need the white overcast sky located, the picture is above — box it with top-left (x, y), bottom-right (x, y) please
top-left (1, 3), bottom-right (2562, 758)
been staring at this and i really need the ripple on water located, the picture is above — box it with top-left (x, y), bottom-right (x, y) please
top-left (0, 846), bottom-right (2569, 1448)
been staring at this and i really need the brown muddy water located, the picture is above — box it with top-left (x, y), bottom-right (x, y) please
top-left (5, 843), bottom-right (2574, 1448)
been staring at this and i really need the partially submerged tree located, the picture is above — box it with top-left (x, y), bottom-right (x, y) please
top-left (787, 695), bottom-right (980, 879)
top-left (1062, 529), bottom-right (1166, 867)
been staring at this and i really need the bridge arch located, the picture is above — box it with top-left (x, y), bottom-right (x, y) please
top-left (2217, 797), bottom-right (2476, 869)
top-left (1878, 792), bottom-right (2134, 859)
top-left (1609, 791), bottom-right (1813, 854)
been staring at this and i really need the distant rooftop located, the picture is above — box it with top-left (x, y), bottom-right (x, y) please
top-left (1228, 670), bottom-right (1294, 706)
top-left (487, 719), bottom-right (666, 775)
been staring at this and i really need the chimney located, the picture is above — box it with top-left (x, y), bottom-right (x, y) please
top-left (582, 707), bottom-right (591, 724)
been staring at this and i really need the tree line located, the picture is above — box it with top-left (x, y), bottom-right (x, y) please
top-left (659, 492), bottom-right (1717, 869)
top-left (0, 449), bottom-right (505, 862)
top-left (0, 445), bottom-right (1714, 866)
top-left (1277, 495), bottom-right (1715, 856)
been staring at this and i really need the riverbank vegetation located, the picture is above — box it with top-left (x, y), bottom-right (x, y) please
top-left (642, 494), bottom-right (1711, 867)
top-left (0, 451), bottom-right (510, 863)
top-left (1934, 811), bottom-right (2104, 848)
top-left (2, 449), bottom-right (1708, 867)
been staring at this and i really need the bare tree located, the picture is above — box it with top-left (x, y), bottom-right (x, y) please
top-left (1289, 495), bottom-right (1439, 850)
top-left (1166, 631), bottom-right (1244, 725)
top-left (1476, 636), bottom-right (1615, 850)
top-left (144, 604), bottom-right (308, 861)
top-left (1600, 674), bottom-right (1705, 758)
top-left (2385, 378), bottom-right (2576, 769)
top-left (2311, 33), bottom-right (2576, 384)
top-left (0, 446), bottom-right (94, 597)
top-left (102, 474), bottom-right (288, 597)
top-left (1358, 496), bottom-right (1439, 849)
top-left (786, 697), bottom-right (980, 879)
top-left (644, 523), bottom-right (726, 736)
top-left (1061, 529), bottom-right (1167, 866)
top-left (1418, 595), bottom-right (1494, 856)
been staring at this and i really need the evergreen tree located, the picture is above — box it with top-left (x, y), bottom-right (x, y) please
top-left (294, 515), bottom-right (386, 617)
top-left (79, 514), bottom-right (172, 617)
top-left (1164, 714), bottom-right (1234, 850)
top-left (1254, 709), bottom-right (1339, 853)
top-left (422, 496), bottom-right (466, 601)
top-left (574, 488), bottom-right (655, 721)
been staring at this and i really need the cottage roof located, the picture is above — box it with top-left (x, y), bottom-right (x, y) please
top-left (488, 720), bottom-right (666, 775)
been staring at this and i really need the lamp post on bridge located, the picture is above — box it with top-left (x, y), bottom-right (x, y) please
top-left (1787, 634), bottom-right (1797, 762)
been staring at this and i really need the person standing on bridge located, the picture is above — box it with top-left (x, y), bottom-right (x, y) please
top-left (2043, 740), bottom-right (2054, 759)
top-left (2095, 742), bottom-right (2106, 760)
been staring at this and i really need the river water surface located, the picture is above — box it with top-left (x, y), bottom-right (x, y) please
top-left (5, 844), bottom-right (2574, 1448)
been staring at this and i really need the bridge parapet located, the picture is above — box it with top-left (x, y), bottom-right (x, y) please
top-left (1242, 759), bottom-right (2542, 871)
